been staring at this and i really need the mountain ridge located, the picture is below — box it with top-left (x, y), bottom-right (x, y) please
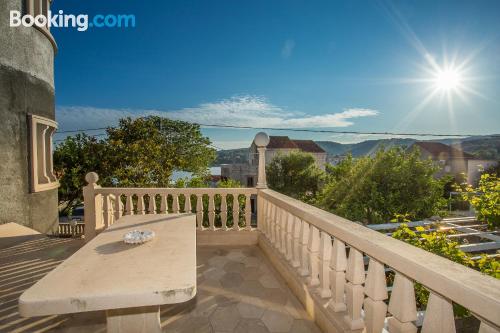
top-left (213, 135), bottom-right (500, 165)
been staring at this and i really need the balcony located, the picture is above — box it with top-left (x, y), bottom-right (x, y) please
top-left (2, 169), bottom-right (498, 333)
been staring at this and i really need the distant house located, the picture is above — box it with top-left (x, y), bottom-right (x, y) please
top-left (410, 142), bottom-right (498, 184)
top-left (221, 136), bottom-right (327, 187)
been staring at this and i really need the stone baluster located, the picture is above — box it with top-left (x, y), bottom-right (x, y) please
top-left (388, 273), bottom-right (418, 333)
top-left (184, 194), bottom-right (192, 213)
top-left (329, 238), bottom-right (347, 312)
top-left (319, 231), bottom-right (332, 298)
top-left (298, 220), bottom-right (310, 277)
top-left (114, 194), bottom-right (123, 221)
top-left (344, 247), bottom-right (365, 330)
top-left (421, 292), bottom-right (455, 333)
top-left (266, 202), bottom-right (274, 239)
top-left (280, 210), bottom-right (288, 255)
top-left (160, 195), bottom-right (168, 214)
top-left (221, 194), bottom-right (228, 230)
top-left (364, 258), bottom-right (388, 333)
top-left (291, 216), bottom-right (301, 268)
top-left (83, 172), bottom-right (102, 242)
top-left (285, 212), bottom-right (294, 261)
top-left (208, 194), bottom-right (215, 230)
top-left (103, 194), bottom-right (111, 228)
top-left (196, 194), bottom-right (203, 230)
top-left (137, 195), bottom-right (145, 215)
top-left (172, 195), bottom-right (180, 214)
top-left (148, 194), bottom-right (157, 214)
top-left (307, 225), bottom-right (320, 287)
top-left (125, 195), bottom-right (134, 215)
top-left (260, 198), bottom-right (268, 235)
top-left (270, 203), bottom-right (277, 244)
top-left (245, 195), bottom-right (252, 230)
top-left (232, 194), bottom-right (240, 230)
top-left (274, 207), bottom-right (282, 250)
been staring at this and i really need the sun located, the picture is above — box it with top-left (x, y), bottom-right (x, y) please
top-left (434, 67), bottom-right (461, 91)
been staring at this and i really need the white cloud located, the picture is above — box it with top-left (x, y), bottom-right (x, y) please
top-left (281, 39), bottom-right (295, 59)
top-left (56, 95), bottom-right (379, 132)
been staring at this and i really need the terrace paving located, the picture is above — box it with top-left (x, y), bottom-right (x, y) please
top-left (0, 225), bottom-right (321, 333)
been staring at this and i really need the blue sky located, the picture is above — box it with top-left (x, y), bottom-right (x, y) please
top-left (52, 0), bottom-right (500, 149)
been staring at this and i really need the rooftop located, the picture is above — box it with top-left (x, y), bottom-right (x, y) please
top-left (266, 136), bottom-right (325, 153)
top-left (412, 141), bottom-right (475, 159)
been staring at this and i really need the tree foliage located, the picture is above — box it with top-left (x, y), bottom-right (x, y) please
top-left (458, 173), bottom-right (500, 229)
top-left (392, 223), bottom-right (499, 316)
top-left (54, 134), bottom-right (109, 215)
top-left (54, 117), bottom-right (216, 213)
top-left (266, 152), bottom-right (325, 202)
top-left (106, 117), bottom-right (215, 187)
top-left (317, 147), bottom-right (445, 224)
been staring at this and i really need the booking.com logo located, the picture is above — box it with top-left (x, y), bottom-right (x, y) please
top-left (10, 10), bottom-right (136, 32)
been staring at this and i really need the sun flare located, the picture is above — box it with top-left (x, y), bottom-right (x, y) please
top-left (434, 68), bottom-right (461, 91)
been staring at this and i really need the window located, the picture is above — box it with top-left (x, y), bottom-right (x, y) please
top-left (247, 176), bottom-right (254, 187)
top-left (28, 114), bottom-right (59, 192)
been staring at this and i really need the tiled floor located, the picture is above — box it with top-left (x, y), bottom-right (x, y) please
top-left (0, 230), bottom-right (321, 333)
top-left (161, 246), bottom-right (321, 332)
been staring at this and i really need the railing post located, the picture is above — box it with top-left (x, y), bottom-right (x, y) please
top-left (344, 247), bottom-right (365, 330)
top-left (388, 273), bottom-right (418, 333)
top-left (254, 132), bottom-right (270, 189)
top-left (83, 172), bottom-right (102, 242)
top-left (364, 258), bottom-right (388, 333)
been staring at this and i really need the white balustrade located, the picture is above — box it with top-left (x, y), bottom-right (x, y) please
top-left (83, 176), bottom-right (500, 333)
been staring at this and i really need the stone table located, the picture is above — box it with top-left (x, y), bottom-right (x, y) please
top-left (19, 213), bottom-right (197, 333)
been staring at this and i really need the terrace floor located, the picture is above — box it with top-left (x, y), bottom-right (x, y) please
top-left (0, 225), bottom-right (321, 333)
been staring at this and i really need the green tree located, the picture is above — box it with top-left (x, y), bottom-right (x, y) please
top-left (318, 147), bottom-right (444, 224)
top-left (54, 117), bottom-right (216, 213)
top-left (458, 173), bottom-right (500, 229)
top-left (267, 152), bottom-right (325, 202)
top-left (392, 223), bottom-right (499, 316)
top-left (53, 134), bottom-right (109, 215)
top-left (106, 117), bottom-right (215, 187)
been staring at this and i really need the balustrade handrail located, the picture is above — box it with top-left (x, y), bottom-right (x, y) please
top-left (95, 187), bottom-right (257, 196)
top-left (259, 188), bottom-right (500, 328)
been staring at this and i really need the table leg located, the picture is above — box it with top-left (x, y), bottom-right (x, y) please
top-left (106, 305), bottom-right (161, 333)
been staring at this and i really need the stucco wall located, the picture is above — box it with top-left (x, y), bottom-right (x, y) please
top-left (0, 0), bottom-right (58, 233)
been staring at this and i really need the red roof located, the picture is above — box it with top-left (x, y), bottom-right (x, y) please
top-left (412, 142), bottom-right (474, 159)
top-left (266, 136), bottom-right (325, 153)
top-left (291, 140), bottom-right (325, 153)
top-left (267, 136), bottom-right (298, 149)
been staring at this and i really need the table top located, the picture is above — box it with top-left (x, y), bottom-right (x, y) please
top-left (19, 213), bottom-right (197, 316)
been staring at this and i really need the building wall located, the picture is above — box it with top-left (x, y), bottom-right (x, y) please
top-left (265, 149), bottom-right (299, 166)
top-left (0, 0), bottom-right (58, 233)
top-left (221, 164), bottom-right (258, 187)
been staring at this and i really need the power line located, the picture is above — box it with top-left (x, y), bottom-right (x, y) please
top-left (54, 132), bottom-right (222, 150)
top-left (54, 122), bottom-right (498, 138)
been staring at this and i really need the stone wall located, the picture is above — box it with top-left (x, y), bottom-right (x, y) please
top-left (0, 0), bottom-right (58, 233)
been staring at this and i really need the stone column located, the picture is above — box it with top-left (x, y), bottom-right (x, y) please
top-left (254, 132), bottom-right (270, 189)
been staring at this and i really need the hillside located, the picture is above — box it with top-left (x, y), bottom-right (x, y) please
top-left (213, 148), bottom-right (249, 165)
top-left (214, 135), bottom-right (500, 165)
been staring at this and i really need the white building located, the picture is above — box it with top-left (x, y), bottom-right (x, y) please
top-left (222, 136), bottom-right (327, 187)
